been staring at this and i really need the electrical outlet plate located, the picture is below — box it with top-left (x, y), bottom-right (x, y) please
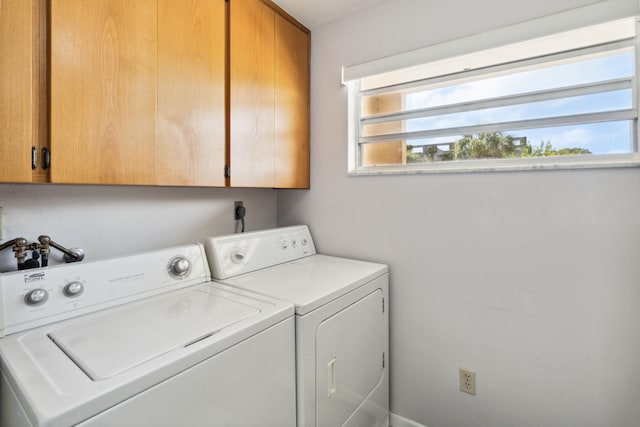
top-left (234, 201), bottom-right (244, 220)
top-left (460, 368), bottom-right (476, 395)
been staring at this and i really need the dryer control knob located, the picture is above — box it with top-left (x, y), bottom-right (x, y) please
top-left (25, 288), bottom-right (49, 306)
top-left (230, 249), bottom-right (245, 264)
top-left (64, 281), bottom-right (84, 297)
top-left (169, 257), bottom-right (191, 276)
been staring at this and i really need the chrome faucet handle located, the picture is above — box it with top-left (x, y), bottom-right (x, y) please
top-left (37, 235), bottom-right (85, 263)
top-left (0, 237), bottom-right (27, 252)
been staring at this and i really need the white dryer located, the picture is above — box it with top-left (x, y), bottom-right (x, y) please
top-left (0, 244), bottom-right (296, 427)
top-left (205, 225), bottom-right (389, 427)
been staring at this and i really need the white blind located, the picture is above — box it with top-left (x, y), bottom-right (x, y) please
top-left (342, 0), bottom-right (640, 83)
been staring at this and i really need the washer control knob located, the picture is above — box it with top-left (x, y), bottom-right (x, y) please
top-left (230, 249), bottom-right (245, 264)
top-left (301, 238), bottom-right (308, 246)
top-left (169, 257), bottom-right (191, 276)
top-left (25, 288), bottom-right (49, 306)
top-left (64, 281), bottom-right (84, 297)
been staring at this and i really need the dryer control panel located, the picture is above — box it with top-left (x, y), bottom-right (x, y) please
top-left (205, 225), bottom-right (316, 280)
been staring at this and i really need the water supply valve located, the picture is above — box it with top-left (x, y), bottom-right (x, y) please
top-left (0, 237), bottom-right (28, 269)
top-left (0, 235), bottom-right (85, 270)
top-left (37, 235), bottom-right (85, 266)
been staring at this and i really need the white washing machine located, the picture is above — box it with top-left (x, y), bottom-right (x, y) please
top-left (0, 244), bottom-right (296, 427)
top-left (205, 225), bottom-right (389, 427)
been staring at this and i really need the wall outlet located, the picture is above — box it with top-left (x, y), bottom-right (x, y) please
top-left (459, 368), bottom-right (476, 395)
top-left (234, 201), bottom-right (245, 220)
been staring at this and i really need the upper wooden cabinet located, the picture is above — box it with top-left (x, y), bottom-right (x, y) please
top-left (274, 13), bottom-right (310, 189)
top-left (229, 0), bottom-right (310, 188)
top-left (0, 0), bottom-right (48, 183)
top-left (229, 0), bottom-right (275, 188)
top-left (50, 0), bottom-right (158, 185)
top-left (2, 0), bottom-right (308, 188)
top-left (157, 0), bottom-right (226, 187)
top-left (50, 0), bottom-right (226, 186)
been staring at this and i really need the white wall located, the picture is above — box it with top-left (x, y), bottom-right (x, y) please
top-left (0, 184), bottom-right (276, 272)
top-left (277, 0), bottom-right (640, 426)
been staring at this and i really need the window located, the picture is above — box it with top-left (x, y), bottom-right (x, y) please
top-left (346, 13), bottom-right (640, 174)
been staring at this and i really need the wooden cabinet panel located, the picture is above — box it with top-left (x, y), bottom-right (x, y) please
top-left (274, 14), bottom-right (310, 189)
top-left (229, 0), bottom-right (310, 189)
top-left (0, 0), bottom-right (47, 183)
top-left (50, 0), bottom-right (157, 185)
top-left (6, 0), bottom-right (308, 188)
top-left (157, 0), bottom-right (226, 186)
top-left (229, 0), bottom-right (276, 188)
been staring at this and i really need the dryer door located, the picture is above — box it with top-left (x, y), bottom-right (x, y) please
top-left (315, 289), bottom-right (384, 427)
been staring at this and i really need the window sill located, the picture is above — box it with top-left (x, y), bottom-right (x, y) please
top-left (348, 153), bottom-right (640, 176)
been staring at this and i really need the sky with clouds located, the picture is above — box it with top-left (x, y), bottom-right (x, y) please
top-left (401, 50), bottom-right (634, 155)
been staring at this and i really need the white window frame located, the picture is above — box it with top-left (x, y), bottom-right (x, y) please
top-left (345, 0), bottom-right (640, 175)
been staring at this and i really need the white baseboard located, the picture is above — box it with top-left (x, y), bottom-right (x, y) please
top-left (390, 413), bottom-right (428, 427)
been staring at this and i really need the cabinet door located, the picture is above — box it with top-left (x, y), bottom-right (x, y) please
top-left (0, 0), bottom-right (47, 183)
top-left (229, 0), bottom-right (276, 188)
top-left (275, 15), bottom-right (310, 189)
top-left (50, 0), bottom-right (157, 185)
top-left (157, 0), bottom-right (225, 186)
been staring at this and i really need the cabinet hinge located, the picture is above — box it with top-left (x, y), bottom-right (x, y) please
top-left (382, 352), bottom-right (385, 368)
top-left (382, 297), bottom-right (385, 313)
top-left (224, 165), bottom-right (230, 179)
top-left (31, 147), bottom-right (37, 170)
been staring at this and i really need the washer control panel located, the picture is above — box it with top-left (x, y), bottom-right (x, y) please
top-left (0, 244), bottom-right (210, 337)
top-left (205, 225), bottom-right (316, 280)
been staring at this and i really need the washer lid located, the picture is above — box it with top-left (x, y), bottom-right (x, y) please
top-left (220, 255), bottom-right (388, 315)
top-left (48, 286), bottom-right (260, 380)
